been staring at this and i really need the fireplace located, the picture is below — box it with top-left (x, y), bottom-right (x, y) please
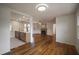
top-left (41, 29), bottom-right (47, 36)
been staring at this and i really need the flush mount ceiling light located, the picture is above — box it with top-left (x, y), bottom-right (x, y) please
top-left (35, 4), bottom-right (48, 11)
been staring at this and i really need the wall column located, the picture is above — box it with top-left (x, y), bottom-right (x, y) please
top-left (30, 18), bottom-right (34, 44)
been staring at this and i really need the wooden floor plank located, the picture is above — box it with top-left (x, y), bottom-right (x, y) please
top-left (11, 34), bottom-right (78, 55)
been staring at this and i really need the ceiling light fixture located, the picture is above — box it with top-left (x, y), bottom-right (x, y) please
top-left (35, 4), bottom-right (48, 11)
top-left (38, 6), bottom-right (46, 11)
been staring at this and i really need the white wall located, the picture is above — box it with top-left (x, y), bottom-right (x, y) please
top-left (10, 21), bottom-right (20, 38)
top-left (76, 8), bottom-right (79, 53)
top-left (53, 24), bottom-right (56, 35)
top-left (11, 21), bottom-right (20, 31)
top-left (56, 14), bottom-right (77, 45)
top-left (47, 22), bottom-right (53, 35)
top-left (0, 6), bottom-right (10, 54)
top-left (33, 23), bottom-right (41, 34)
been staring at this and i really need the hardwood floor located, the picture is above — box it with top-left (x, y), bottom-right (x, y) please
top-left (11, 35), bottom-right (78, 55)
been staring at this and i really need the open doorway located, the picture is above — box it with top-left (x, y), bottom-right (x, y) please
top-left (10, 12), bottom-right (31, 50)
top-left (53, 18), bottom-right (56, 38)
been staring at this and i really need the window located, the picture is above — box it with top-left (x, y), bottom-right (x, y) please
top-left (24, 23), bottom-right (30, 33)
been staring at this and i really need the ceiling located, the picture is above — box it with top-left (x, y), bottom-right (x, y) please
top-left (0, 3), bottom-right (78, 22)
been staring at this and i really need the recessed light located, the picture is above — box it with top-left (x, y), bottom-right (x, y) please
top-left (39, 22), bottom-right (41, 25)
top-left (23, 16), bottom-right (26, 18)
